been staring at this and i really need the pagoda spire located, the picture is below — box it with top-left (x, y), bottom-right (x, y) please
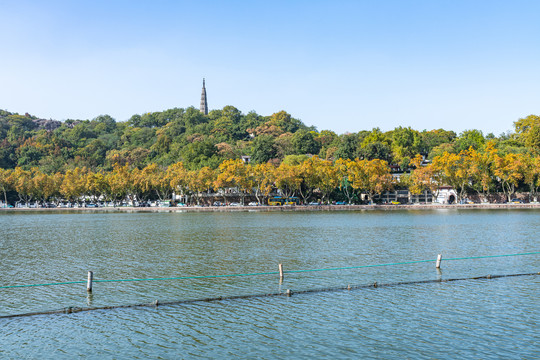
top-left (200, 78), bottom-right (208, 115)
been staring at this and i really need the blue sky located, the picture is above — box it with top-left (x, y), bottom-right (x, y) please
top-left (1, 0), bottom-right (539, 135)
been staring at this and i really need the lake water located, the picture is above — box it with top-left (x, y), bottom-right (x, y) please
top-left (1, 209), bottom-right (539, 358)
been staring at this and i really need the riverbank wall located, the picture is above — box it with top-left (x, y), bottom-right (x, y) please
top-left (2, 203), bottom-right (540, 213)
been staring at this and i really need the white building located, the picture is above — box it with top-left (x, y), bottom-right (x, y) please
top-left (435, 186), bottom-right (458, 204)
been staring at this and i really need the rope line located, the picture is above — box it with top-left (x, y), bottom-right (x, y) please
top-left (1, 251), bottom-right (538, 289)
top-left (1, 272), bottom-right (538, 319)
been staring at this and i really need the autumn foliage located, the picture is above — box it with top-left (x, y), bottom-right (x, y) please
top-left (1, 108), bottom-right (540, 205)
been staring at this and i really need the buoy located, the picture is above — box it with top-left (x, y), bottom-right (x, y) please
top-left (436, 254), bottom-right (442, 269)
top-left (87, 271), bottom-right (93, 292)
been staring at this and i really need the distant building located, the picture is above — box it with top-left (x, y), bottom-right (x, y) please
top-left (241, 155), bottom-right (251, 164)
top-left (200, 78), bottom-right (208, 115)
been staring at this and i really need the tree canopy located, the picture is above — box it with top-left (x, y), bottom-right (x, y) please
top-left (0, 107), bottom-right (535, 183)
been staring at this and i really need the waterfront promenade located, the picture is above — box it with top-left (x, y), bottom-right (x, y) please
top-left (2, 203), bottom-right (540, 213)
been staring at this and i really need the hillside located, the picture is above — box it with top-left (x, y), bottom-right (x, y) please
top-left (0, 107), bottom-right (536, 173)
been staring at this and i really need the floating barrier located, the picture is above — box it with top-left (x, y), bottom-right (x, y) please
top-left (1, 251), bottom-right (538, 318)
top-left (1, 272), bottom-right (538, 319)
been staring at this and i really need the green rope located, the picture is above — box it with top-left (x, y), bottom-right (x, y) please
top-left (286, 251), bottom-right (540, 274)
top-left (285, 259), bottom-right (434, 274)
top-left (1, 280), bottom-right (86, 288)
top-left (444, 252), bottom-right (540, 261)
top-left (1, 251), bottom-right (538, 289)
top-left (93, 271), bottom-right (279, 283)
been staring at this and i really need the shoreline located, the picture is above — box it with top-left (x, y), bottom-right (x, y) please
top-left (2, 203), bottom-right (540, 213)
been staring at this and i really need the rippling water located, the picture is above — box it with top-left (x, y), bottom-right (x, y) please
top-left (1, 209), bottom-right (539, 358)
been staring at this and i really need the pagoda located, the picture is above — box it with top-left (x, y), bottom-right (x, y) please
top-left (200, 78), bottom-right (208, 115)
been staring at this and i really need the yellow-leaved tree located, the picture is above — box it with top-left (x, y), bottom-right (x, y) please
top-left (214, 159), bottom-right (250, 205)
top-left (298, 157), bottom-right (319, 204)
top-left (12, 167), bottom-right (37, 204)
top-left (252, 163), bottom-right (275, 205)
top-left (310, 156), bottom-right (340, 204)
top-left (168, 162), bottom-right (188, 202)
top-left (60, 167), bottom-right (89, 204)
top-left (493, 153), bottom-right (525, 202)
top-left (274, 162), bottom-right (302, 200)
top-left (522, 155), bottom-right (540, 202)
top-left (131, 167), bottom-right (151, 203)
top-left (348, 159), bottom-right (393, 204)
top-left (33, 170), bottom-right (58, 204)
top-left (405, 154), bottom-right (432, 202)
top-left (86, 171), bottom-right (108, 204)
top-left (335, 158), bottom-right (355, 204)
top-left (145, 163), bottom-right (173, 201)
top-left (187, 166), bottom-right (216, 205)
top-left (0, 168), bottom-right (13, 205)
top-left (431, 150), bottom-right (472, 202)
top-left (105, 164), bottom-right (131, 205)
top-left (468, 143), bottom-right (497, 203)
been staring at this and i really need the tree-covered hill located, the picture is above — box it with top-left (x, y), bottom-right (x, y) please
top-left (0, 107), bottom-right (537, 173)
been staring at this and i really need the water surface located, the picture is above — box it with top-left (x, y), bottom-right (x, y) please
top-left (1, 210), bottom-right (538, 358)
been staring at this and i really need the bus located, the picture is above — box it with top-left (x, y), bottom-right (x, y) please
top-left (268, 196), bottom-right (300, 206)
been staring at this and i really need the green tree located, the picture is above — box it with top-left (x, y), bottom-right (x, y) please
top-left (514, 114), bottom-right (540, 146)
top-left (524, 123), bottom-right (540, 151)
top-left (358, 141), bottom-right (391, 161)
top-left (250, 135), bottom-right (277, 163)
top-left (180, 139), bottom-right (221, 170)
top-left (292, 130), bottom-right (321, 155)
top-left (454, 129), bottom-right (485, 152)
top-left (333, 133), bottom-right (359, 160)
top-left (360, 128), bottom-right (391, 148)
top-left (420, 129), bottom-right (456, 155)
top-left (391, 126), bottom-right (422, 168)
top-left (268, 110), bottom-right (307, 133)
top-left (91, 115), bottom-right (116, 133)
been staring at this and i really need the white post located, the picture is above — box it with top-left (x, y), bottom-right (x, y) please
top-left (436, 254), bottom-right (442, 269)
top-left (87, 271), bottom-right (93, 292)
top-left (279, 263), bottom-right (284, 280)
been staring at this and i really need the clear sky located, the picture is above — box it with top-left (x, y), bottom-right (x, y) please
top-left (1, 0), bottom-right (539, 135)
